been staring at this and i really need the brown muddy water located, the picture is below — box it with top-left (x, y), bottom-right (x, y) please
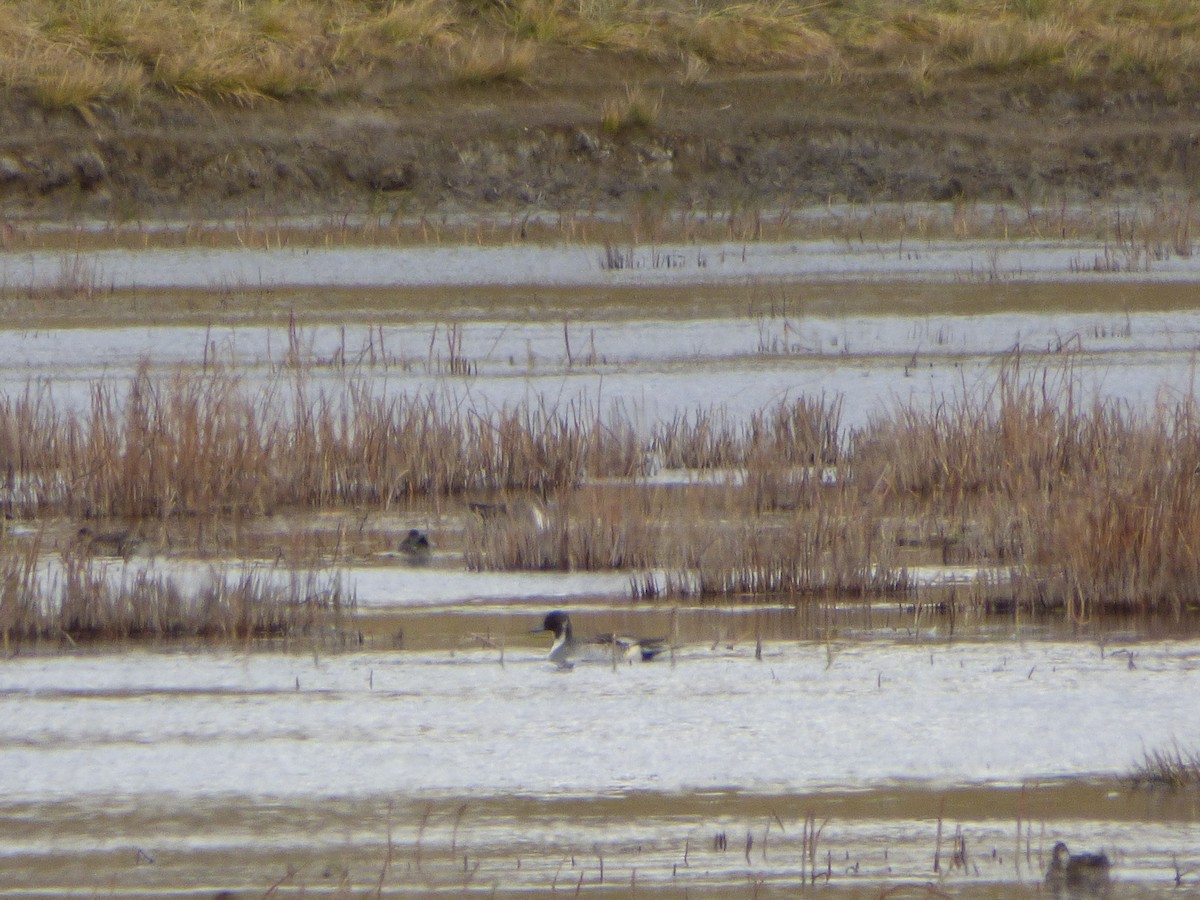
top-left (2, 237), bottom-right (1200, 897)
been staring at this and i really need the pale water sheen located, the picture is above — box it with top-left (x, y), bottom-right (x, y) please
top-left (3, 238), bottom-right (1200, 896)
top-left (0, 641), bottom-right (1197, 896)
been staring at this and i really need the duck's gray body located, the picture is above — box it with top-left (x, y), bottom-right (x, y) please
top-left (1045, 842), bottom-right (1111, 897)
top-left (398, 528), bottom-right (432, 563)
top-left (76, 527), bottom-right (140, 560)
top-left (535, 610), bottom-right (667, 669)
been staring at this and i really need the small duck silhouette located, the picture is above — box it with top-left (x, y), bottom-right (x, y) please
top-left (75, 527), bottom-right (141, 561)
top-left (469, 498), bottom-right (548, 529)
top-left (398, 528), bottom-right (432, 563)
top-left (1045, 841), bottom-right (1111, 896)
top-left (533, 610), bottom-right (668, 669)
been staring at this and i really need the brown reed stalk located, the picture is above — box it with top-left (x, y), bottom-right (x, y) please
top-left (4, 351), bottom-right (1200, 616)
top-left (463, 484), bottom-right (665, 572)
top-left (1129, 743), bottom-right (1200, 790)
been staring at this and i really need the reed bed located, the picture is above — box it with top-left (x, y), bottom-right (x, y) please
top-left (463, 484), bottom-right (664, 571)
top-left (853, 355), bottom-right (1103, 507)
top-left (462, 353), bottom-right (1200, 614)
top-left (0, 366), bottom-right (843, 520)
top-left (0, 544), bottom-right (352, 645)
top-left (4, 353), bottom-right (1200, 619)
top-left (0, 366), bottom-right (635, 517)
top-left (648, 394), bottom-right (843, 472)
top-left (855, 354), bottom-right (1200, 618)
top-left (632, 505), bottom-right (907, 601)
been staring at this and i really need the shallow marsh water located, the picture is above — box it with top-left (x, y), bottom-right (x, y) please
top-left (2, 639), bottom-right (1199, 897)
top-left (3, 236), bottom-right (1200, 896)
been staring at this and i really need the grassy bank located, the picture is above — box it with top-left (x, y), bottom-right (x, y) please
top-left (2, 0), bottom-right (1198, 111)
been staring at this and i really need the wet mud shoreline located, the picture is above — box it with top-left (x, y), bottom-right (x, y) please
top-left (1, 59), bottom-right (1198, 222)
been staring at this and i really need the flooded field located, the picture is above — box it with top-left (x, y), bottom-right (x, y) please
top-left (2, 639), bottom-right (1199, 897)
top-left (2, 229), bottom-right (1200, 897)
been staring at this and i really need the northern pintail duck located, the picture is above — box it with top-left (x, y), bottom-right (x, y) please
top-left (534, 610), bottom-right (668, 669)
top-left (398, 528), bottom-right (432, 563)
top-left (1045, 842), bottom-right (1111, 896)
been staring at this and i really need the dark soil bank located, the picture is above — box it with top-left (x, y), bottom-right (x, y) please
top-left (2, 56), bottom-right (1199, 220)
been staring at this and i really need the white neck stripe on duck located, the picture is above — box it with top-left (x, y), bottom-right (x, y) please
top-left (538, 610), bottom-right (668, 669)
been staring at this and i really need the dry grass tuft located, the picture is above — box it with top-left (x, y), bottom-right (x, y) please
top-left (679, 3), bottom-right (835, 66)
top-left (343, 0), bottom-right (458, 53)
top-left (601, 84), bottom-right (661, 133)
top-left (448, 36), bottom-right (537, 84)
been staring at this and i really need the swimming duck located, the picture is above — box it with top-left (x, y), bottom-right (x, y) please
top-left (398, 528), bottom-right (432, 563)
top-left (533, 610), bottom-right (668, 670)
top-left (1045, 842), bottom-right (1111, 896)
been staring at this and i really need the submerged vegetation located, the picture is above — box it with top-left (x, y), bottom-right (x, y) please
top-left (2, 348), bottom-right (1200, 644)
top-left (1, 0), bottom-right (1199, 108)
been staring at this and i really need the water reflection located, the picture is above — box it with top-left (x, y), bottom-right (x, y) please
top-left (4, 245), bottom-right (1200, 896)
top-left (0, 641), bottom-right (1197, 895)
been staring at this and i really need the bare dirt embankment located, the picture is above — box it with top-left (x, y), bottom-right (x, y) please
top-left (1, 51), bottom-right (1198, 222)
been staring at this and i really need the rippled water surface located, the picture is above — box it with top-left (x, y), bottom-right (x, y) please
top-left (2, 638), bottom-right (1199, 897)
top-left (3, 237), bottom-right (1200, 897)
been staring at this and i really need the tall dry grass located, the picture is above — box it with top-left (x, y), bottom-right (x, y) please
top-left (463, 484), bottom-right (664, 571)
top-left (463, 349), bottom-right (1200, 613)
top-left (0, 364), bottom-right (645, 519)
top-left (4, 351), bottom-right (1200, 618)
top-left (3, 0), bottom-right (1199, 108)
top-left (632, 502), bottom-right (906, 601)
top-left (0, 543), bottom-right (352, 645)
top-left (854, 352), bottom-right (1200, 619)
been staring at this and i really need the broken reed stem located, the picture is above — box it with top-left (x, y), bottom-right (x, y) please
top-left (376, 801), bottom-right (395, 898)
top-left (1015, 784), bottom-right (1025, 879)
top-left (933, 797), bottom-right (944, 873)
top-left (415, 802), bottom-right (432, 873)
top-left (450, 803), bottom-right (468, 856)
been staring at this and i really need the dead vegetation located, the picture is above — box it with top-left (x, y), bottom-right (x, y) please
top-left (1129, 744), bottom-right (1200, 791)
top-left (3, 197), bottom-right (1198, 261)
top-left (1, 346), bottom-right (1198, 643)
top-left (3, 0), bottom-right (1198, 110)
top-left (0, 538), bottom-right (353, 646)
